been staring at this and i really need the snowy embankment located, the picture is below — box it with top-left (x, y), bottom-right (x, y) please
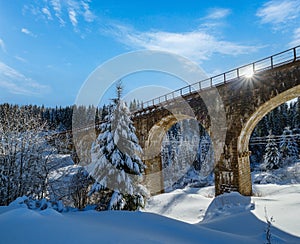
top-left (0, 184), bottom-right (299, 243)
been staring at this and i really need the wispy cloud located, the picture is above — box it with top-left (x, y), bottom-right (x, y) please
top-left (257, 0), bottom-right (300, 27)
top-left (0, 38), bottom-right (6, 53)
top-left (67, 0), bottom-right (95, 28)
top-left (15, 56), bottom-right (27, 63)
top-left (106, 24), bottom-right (259, 62)
top-left (68, 8), bottom-right (78, 27)
top-left (290, 28), bottom-right (300, 47)
top-left (205, 8), bottom-right (231, 20)
top-left (257, 0), bottom-right (300, 47)
top-left (50, 0), bottom-right (65, 25)
top-left (81, 1), bottom-right (95, 22)
top-left (24, 0), bottom-right (95, 30)
top-left (0, 61), bottom-right (50, 96)
top-left (21, 28), bottom-right (37, 37)
top-left (42, 7), bottom-right (52, 20)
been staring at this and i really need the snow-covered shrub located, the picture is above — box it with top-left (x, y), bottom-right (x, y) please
top-left (252, 161), bottom-right (300, 184)
top-left (9, 196), bottom-right (66, 212)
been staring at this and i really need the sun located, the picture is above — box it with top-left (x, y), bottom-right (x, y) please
top-left (244, 68), bottom-right (254, 78)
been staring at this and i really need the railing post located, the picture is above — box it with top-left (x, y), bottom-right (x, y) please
top-left (252, 62), bottom-right (255, 72)
top-left (237, 68), bottom-right (239, 78)
top-left (271, 56), bottom-right (273, 68)
top-left (224, 73), bottom-right (226, 83)
top-left (294, 47), bottom-right (297, 61)
top-left (189, 85), bottom-right (191, 93)
top-left (210, 78), bottom-right (213, 87)
top-left (199, 81), bottom-right (202, 90)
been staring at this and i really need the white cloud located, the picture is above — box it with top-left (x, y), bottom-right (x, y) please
top-left (50, 0), bottom-right (65, 25)
top-left (68, 8), bottom-right (78, 27)
top-left (21, 28), bottom-right (30, 35)
top-left (290, 27), bottom-right (300, 47)
top-left (205, 8), bottom-right (231, 20)
top-left (81, 1), bottom-right (95, 22)
top-left (42, 7), bottom-right (52, 20)
top-left (47, 0), bottom-right (94, 28)
top-left (15, 56), bottom-right (27, 63)
top-left (0, 61), bottom-right (49, 96)
top-left (106, 24), bottom-right (259, 62)
top-left (50, 0), bottom-right (62, 17)
top-left (0, 38), bottom-right (6, 53)
top-left (257, 0), bottom-right (300, 26)
top-left (23, 0), bottom-right (95, 30)
top-left (21, 28), bottom-right (36, 37)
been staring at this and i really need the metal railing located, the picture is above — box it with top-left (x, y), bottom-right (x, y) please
top-left (134, 45), bottom-right (300, 114)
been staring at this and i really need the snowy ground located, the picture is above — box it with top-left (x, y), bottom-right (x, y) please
top-left (0, 184), bottom-right (299, 243)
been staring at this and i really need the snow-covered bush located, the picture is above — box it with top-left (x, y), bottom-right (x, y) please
top-left (252, 161), bottom-right (300, 184)
top-left (9, 196), bottom-right (66, 212)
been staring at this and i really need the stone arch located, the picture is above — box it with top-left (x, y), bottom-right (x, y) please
top-left (143, 114), bottom-right (211, 195)
top-left (238, 84), bottom-right (300, 153)
top-left (236, 84), bottom-right (300, 195)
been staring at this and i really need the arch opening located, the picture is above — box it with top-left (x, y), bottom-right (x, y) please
top-left (162, 119), bottom-right (215, 192)
top-left (238, 85), bottom-right (300, 154)
top-left (238, 85), bottom-right (300, 188)
top-left (143, 114), bottom-right (215, 194)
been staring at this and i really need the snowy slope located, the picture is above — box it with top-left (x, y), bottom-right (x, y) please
top-left (0, 205), bottom-right (259, 244)
top-left (0, 184), bottom-right (299, 243)
top-left (145, 184), bottom-right (300, 242)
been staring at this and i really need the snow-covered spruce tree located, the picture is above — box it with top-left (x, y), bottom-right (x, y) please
top-left (262, 132), bottom-right (280, 170)
top-left (90, 83), bottom-right (147, 210)
top-left (279, 127), bottom-right (298, 166)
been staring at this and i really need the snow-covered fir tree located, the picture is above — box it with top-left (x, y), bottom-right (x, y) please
top-left (90, 82), bottom-right (147, 210)
top-left (279, 127), bottom-right (298, 165)
top-left (262, 132), bottom-right (280, 170)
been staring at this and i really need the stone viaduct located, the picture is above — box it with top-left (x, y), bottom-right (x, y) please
top-left (132, 46), bottom-right (300, 196)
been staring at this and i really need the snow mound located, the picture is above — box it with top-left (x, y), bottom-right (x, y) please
top-left (144, 186), bottom-right (214, 223)
top-left (203, 192), bottom-right (254, 222)
top-left (8, 196), bottom-right (29, 208)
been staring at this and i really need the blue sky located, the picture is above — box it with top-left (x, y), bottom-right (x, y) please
top-left (0, 0), bottom-right (300, 107)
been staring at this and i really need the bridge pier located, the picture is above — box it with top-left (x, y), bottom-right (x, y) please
top-left (214, 132), bottom-right (252, 196)
top-left (215, 141), bottom-right (252, 196)
top-left (144, 154), bottom-right (164, 195)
